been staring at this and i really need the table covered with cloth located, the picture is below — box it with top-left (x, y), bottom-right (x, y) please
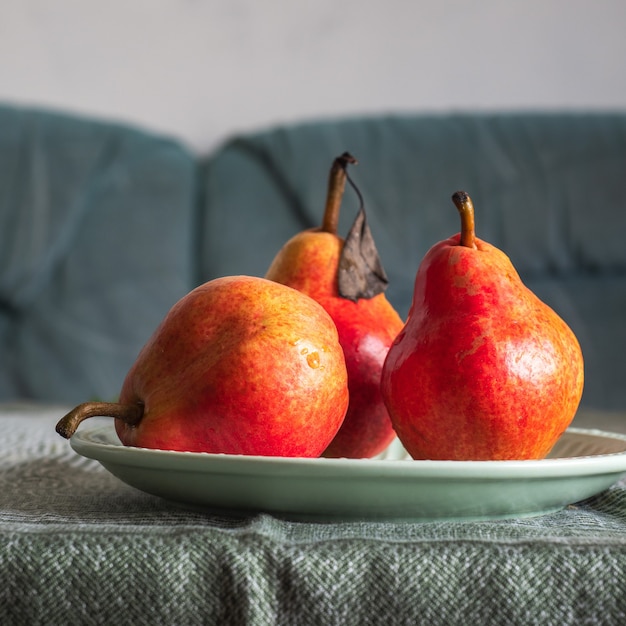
top-left (2, 404), bottom-right (626, 625)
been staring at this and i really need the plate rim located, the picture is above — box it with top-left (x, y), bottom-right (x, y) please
top-left (69, 424), bottom-right (626, 480)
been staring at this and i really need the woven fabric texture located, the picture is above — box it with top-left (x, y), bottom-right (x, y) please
top-left (2, 405), bottom-right (626, 625)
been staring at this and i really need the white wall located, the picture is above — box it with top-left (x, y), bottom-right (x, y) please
top-left (1, 1), bottom-right (625, 154)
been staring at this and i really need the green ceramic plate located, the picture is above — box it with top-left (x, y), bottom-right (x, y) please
top-left (70, 425), bottom-right (626, 522)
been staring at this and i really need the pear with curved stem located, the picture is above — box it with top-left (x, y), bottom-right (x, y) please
top-left (57, 275), bottom-right (349, 457)
top-left (381, 191), bottom-right (584, 461)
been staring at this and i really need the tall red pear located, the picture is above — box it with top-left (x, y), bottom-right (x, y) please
top-left (381, 191), bottom-right (584, 461)
top-left (56, 275), bottom-right (349, 457)
top-left (265, 153), bottom-right (404, 458)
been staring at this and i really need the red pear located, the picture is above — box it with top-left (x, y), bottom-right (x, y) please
top-left (265, 154), bottom-right (404, 458)
top-left (381, 191), bottom-right (584, 460)
top-left (56, 275), bottom-right (349, 457)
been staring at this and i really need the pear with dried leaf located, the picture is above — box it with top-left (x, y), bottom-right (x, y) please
top-left (266, 153), bottom-right (404, 458)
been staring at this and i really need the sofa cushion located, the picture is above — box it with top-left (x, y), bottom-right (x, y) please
top-left (0, 105), bottom-right (196, 403)
top-left (201, 112), bottom-right (626, 411)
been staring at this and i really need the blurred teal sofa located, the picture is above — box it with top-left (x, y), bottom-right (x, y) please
top-left (0, 105), bottom-right (196, 402)
top-left (2, 103), bottom-right (625, 411)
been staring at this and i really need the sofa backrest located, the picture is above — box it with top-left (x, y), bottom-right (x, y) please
top-left (0, 105), bottom-right (196, 404)
top-left (201, 113), bottom-right (626, 410)
top-left (1, 106), bottom-right (624, 411)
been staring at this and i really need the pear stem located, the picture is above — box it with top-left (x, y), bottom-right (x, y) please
top-left (452, 191), bottom-right (477, 249)
top-left (321, 152), bottom-right (358, 234)
top-left (55, 401), bottom-right (144, 439)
